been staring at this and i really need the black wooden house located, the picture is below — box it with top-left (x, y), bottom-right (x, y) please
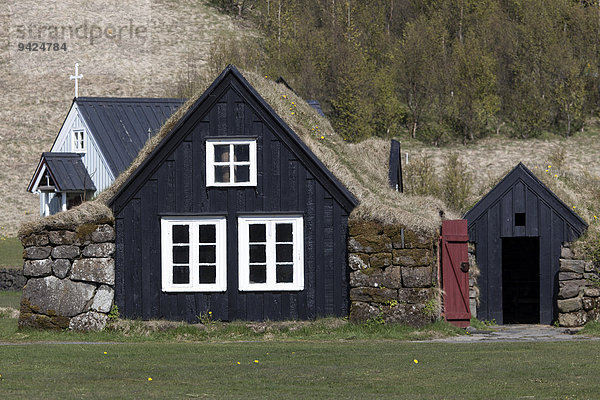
top-left (109, 65), bottom-right (358, 322)
top-left (464, 163), bottom-right (587, 324)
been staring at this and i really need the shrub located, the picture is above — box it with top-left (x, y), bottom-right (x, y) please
top-left (441, 153), bottom-right (472, 213)
top-left (548, 145), bottom-right (567, 170)
top-left (404, 156), bottom-right (440, 197)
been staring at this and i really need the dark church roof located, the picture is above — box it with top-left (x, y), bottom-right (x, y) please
top-left (28, 152), bottom-right (96, 192)
top-left (76, 97), bottom-right (185, 176)
top-left (464, 162), bottom-right (587, 238)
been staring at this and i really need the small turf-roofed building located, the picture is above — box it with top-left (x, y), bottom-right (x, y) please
top-left (28, 97), bottom-right (184, 216)
top-left (108, 65), bottom-right (359, 322)
top-left (464, 163), bottom-right (587, 325)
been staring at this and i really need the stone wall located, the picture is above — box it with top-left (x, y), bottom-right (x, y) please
top-left (0, 267), bottom-right (26, 290)
top-left (557, 243), bottom-right (600, 327)
top-left (347, 220), bottom-right (439, 326)
top-left (468, 244), bottom-right (479, 318)
top-left (19, 223), bottom-right (115, 331)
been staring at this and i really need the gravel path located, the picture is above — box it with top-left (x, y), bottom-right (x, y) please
top-left (420, 324), bottom-right (600, 343)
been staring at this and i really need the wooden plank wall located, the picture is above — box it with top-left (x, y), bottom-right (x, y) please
top-left (469, 180), bottom-right (577, 324)
top-left (114, 87), bottom-right (350, 322)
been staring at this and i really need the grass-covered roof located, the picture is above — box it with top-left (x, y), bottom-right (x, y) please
top-left (20, 67), bottom-right (450, 238)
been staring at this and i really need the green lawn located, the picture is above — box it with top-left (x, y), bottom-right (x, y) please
top-left (0, 332), bottom-right (598, 399)
top-left (0, 237), bottom-right (22, 267)
top-left (0, 291), bottom-right (21, 309)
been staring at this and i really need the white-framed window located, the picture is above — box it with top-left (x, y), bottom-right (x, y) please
top-left (72, 130), bottom-right (85, 152)
top-left (206, 139), bottom-right (257, 187)
top-left (238, 216), bottom-right (304, 291)
top-left (161, 217), bottom-right (227, 292)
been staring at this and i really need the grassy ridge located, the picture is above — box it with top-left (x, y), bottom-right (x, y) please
top-left (0, 337), bottom-right (599, 398)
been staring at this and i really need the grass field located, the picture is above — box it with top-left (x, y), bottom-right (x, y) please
top-left (0, 328), bottom-right (598, 399)
top-left (0, 237), bottom-right (23, 267)
top-left (0, 291), bottom-right (21, 309)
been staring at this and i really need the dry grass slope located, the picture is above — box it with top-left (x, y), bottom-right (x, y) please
top-left (1, 0), bottom-right (245, 236)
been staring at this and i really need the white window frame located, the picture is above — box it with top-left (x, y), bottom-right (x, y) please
top-left (206, 139), bottom-right (257, 187)
top-left (72, 130), bottom-right (85, 153)
top-left (238, 215), bottom-right (304, 291)
top-left (161, 217), bottom-right (227, 292)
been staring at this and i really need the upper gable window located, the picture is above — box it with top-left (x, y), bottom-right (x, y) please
top-left (206, 139), bottom-right (257, 187)
top-left (72, 130), bottom-right (85, 153)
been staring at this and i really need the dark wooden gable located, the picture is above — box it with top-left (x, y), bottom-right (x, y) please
top-left (110, 65), bottom-right (357, 215)
top-left (464, 163), bottom-right (587, 324)
top-left (108, 65), bottom-right (358, 322)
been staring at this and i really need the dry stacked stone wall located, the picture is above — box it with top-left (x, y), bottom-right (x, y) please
top-left (19, 222), bottom-right (115, 331)
top-left (348, 220), bottom-right (439, 326)
top-left (468, 244), bottom-right (479, 318)
top-left (557, 243), bottom-right (600, 327)
top-left (0, 267), bottom-right (26, 290)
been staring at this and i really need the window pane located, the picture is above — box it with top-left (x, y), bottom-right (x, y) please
top-left (215, 166), bottom-right (230, 183)
top-left (249, 244), bottom-right (266, 263)
top-left (234, 144), bottom-right (250, 161)
top-left (249, 265), bottom-right (266, 283)
top-left (199, 265), bottom-right (216, 284)
top-left (214, 145), bottom-right (229, 162)
top-left (234, 165), bottom-right (250, 183)
top-left (173, 266), bottom-right (189, 284)
top-left (172, 225), bottom-right (189, 243)
top-left (199, 225), bottom-right (216, 243)
top-left (276, 223), bottom-right (293, 242)
top-left (173, 246), bottom-right (189, 264)
top-left (249, 224), bottom-right (266, 242)
top-left (199, 245), bottom-right (216, 263)
top-left (276, 244), bottom-right (293, 262)
top-left (276, 264), bottom-right (294, 283)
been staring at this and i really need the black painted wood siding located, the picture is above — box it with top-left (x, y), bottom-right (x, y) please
top-left (114, 87), bottom-right (350, 322)
top-left (467, 178), bottom-right (584, 325)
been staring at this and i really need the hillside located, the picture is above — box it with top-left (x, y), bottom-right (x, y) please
top-left (0, 0), bottom-right (244, 236)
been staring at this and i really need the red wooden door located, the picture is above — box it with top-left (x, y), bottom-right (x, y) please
top-left (441, 220), bottom-right (471, 328)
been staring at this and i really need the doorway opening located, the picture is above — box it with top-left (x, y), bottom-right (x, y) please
top-left (502, 237), bottom-right (540, 323)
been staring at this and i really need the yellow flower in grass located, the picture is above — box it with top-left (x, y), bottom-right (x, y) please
top-left (254, 360), bottom-right (259, 363)
top-left (548, 165), bottom-right (552, 168)
top-left (413, 359), bottom-right (418, 364)
top-left (554, 174), bottom-right (558, 178)
top-left (148, 377), bottom-right (153, 381)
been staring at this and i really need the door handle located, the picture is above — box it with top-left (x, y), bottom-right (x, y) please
top-left (460, 261), bottom-right (469, 273)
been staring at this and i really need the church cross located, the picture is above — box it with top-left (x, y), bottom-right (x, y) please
top-left (70, 63), bottom-right (83, 98)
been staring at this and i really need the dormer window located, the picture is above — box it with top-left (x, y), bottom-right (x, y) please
top-left (206, 139), bottom-right (257, 186)
top-left (73, 130), bottom-right (85, 152)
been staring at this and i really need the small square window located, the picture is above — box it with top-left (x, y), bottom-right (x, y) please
top-left (515, 213), bottom-right (526, 226)
top-left (206, 139), bottom-right (257, 187)
top-left (72, 130), bottom-right (85, 152)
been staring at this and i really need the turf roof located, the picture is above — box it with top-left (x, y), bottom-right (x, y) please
top-left (20, 66), bottom-right (449, 238)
